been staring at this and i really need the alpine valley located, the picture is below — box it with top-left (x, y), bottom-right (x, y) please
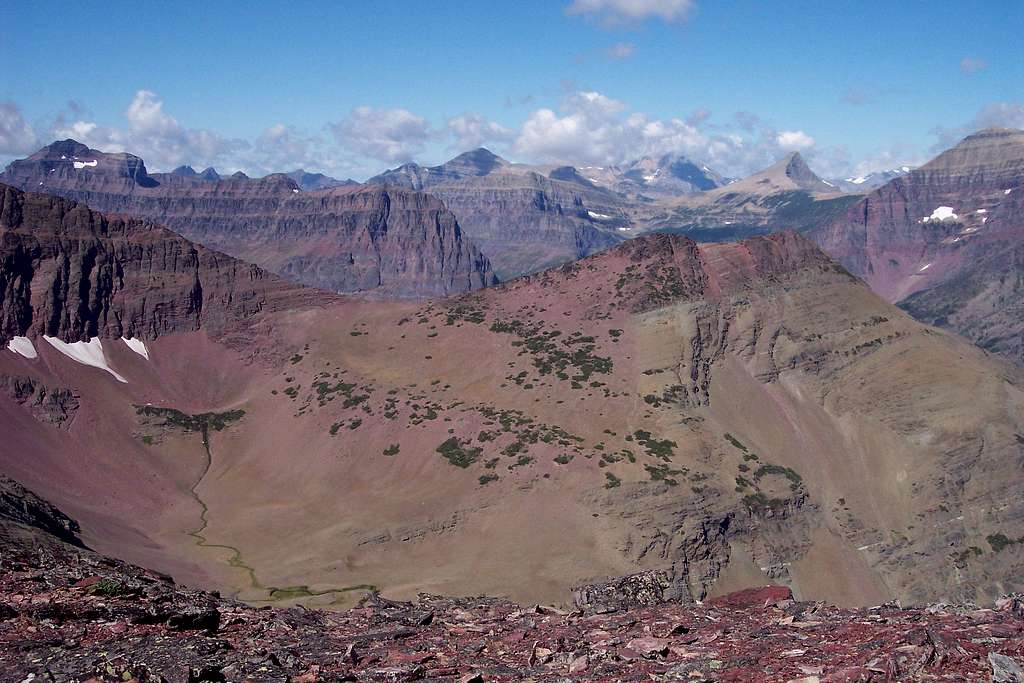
top-left (3, 128), bottom-right (1024, 683)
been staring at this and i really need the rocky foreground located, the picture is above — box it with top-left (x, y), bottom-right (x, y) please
top-left (2, 520), bottom-right (1023, 683)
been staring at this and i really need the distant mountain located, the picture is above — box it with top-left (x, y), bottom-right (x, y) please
top-left (571, 154), bottom-right (726, 202)
top-left (0, 182), bottom-right (317, 344)
top-left (812, 127), bottom-right (1024, 364)
top-left (1, 140), bottom-right (497, 298)
top-left (637, 152), bottom-right (859, 240)
top-left (829, 167), bottom-right (912, 193)
top-left (285, 169), bottom-right (358, 191)
top-left (369, 148), bottom-right (628, 279)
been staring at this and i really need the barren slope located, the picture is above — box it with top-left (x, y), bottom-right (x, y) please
top-left (3, 194), bottom-right (1022, 611)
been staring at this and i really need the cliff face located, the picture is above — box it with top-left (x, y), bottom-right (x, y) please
top-left (368, 149), bottom-right (626, 279)
top-left (813, 128), bottom-right (1024, 299)
top-left (0, 183), bottom-right (320, 344)
top-left (1, 141), bottom-right (497, 298)
top-left (810, 127), bottom-right (1024, 364)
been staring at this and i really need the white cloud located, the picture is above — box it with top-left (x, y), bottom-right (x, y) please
top-left (512, 89), bottom-right (824, 177)
top-left (51, 90), bottom-right (238, 170)
top-left (960, 57), bottom-right (987, 75)
top-left (566, 0), bottom-right (694, 24)
top-left (446, 113), bottom-right (515, 151)
top-left (330, 106), bottom-right (431, 164)
top-left (776, 130), bottom-right (815, 152)
top-left (606, 42), bottom-right (636, 60)
top-left (0, 102), bottom-right (39, 157)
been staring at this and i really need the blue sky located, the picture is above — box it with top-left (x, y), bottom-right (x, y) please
top-left (2, 0), bottom-right (1022, 179)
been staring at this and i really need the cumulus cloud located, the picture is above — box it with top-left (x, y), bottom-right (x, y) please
top-left (776, 130), bottom-right (815, 152)
top-left (512, 89), bottom-right (823, 177)
top-left (960, 57), bottom-right (987, 74)
top-left (566, 0), bottom-right (694, 24)
top-left (446, 113), bottom-right (515, 151)
top-left (329, 106), bottom-right (431, 164)
top-left (51, 90), bottom-right (239, 170)
top-left (0, 102), bottom-right (39, 157)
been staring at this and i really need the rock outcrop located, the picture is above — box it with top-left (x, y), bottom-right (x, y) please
top-left (1, 141), bottom-right (497, 298)
top-left (0, 183), bottom-right (321, 344)
top-left (0, 475), bottom-right (85, 547)
top-left (0, 374), bottom-right (79, 426)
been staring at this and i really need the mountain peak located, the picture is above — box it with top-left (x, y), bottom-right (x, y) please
top-left (922, 126), bottom-right (1024, 173)
top-left (443, 147), bottom-right (507, 176)
top-left (38, 139), bottom-right (94, 159)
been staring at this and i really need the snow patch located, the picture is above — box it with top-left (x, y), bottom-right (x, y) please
top-left (122, 336), bottom-right (150, 360)
top-left (73, 160), bottom-right (98, 169)
top-left (922, 206), bottom-right (957, 222)
top-left (975, 208), bottom-right (987, 214)
top-left (7, 336), bottom-right (37, 359)
top-left (918, 263), bottom-right (932, 272)
top-left (42, 337), bottom-right (127, 382)
top-left (901, 166), bottom-right (910, 172)
top-left (292, 188), bottom-right (299, 193)
top-left (822, 179), bottom-right (835, 188)
top-left (587, 210), bottom-right (612, 220)
top-left (849, 176), bottom-right (868, 185)
top-left (1006, 189), bottom-right (1013, 195)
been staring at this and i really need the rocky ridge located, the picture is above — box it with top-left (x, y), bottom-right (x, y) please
top-left (368, 148), bottom-right (628, 278)
top-left (1, 141), bottom-right (497, 298)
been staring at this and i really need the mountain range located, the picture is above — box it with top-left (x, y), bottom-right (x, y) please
top-left (2, 127), bottom-right (1024, 624)
top-left (1, 140), bottom-right (496, 298)
top-left (3, 177), bottom-right (1023, 612)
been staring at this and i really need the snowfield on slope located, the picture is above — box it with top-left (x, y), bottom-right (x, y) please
top-left (43, 337), bottom-right (127, 382)
top-left (6, 336), bottom-right (37, 359)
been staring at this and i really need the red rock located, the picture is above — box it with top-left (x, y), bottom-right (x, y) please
top-left (625, 636), bottom-right (669, 658)
top-left (706, 585), bottom-right (794, 610)
top-left (73, 576), bottom-right (102, 588)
